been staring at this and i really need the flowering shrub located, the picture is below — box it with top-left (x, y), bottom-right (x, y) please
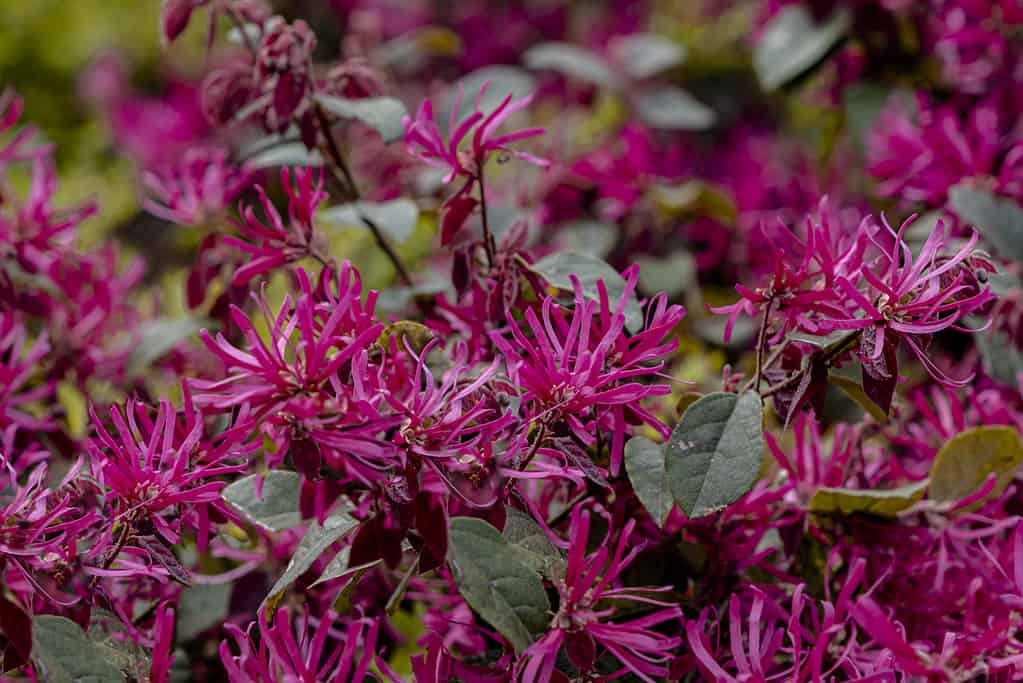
top-left (5, 0), bottom-right (1023, 681)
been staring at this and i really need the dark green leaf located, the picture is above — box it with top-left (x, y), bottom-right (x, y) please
top-left (222, 471), bottom-right (302, 533)
top-left (447, 517), bottom-right (549, 653)
top-left (634, 251), bottom-right (696, 297)
top-left (665, 391), bottom-right (764, 517)
top-left (311, 547), bottom-right (381, 588)
top-left (929, 426), bottom-right (1023, 503)
top-left (754, 5), bottom-right (851, 91)
top-left (501, 507), bottom-right (564, 578)
top-left (843, 82), bottom-right (894, 146)
top-left (948, 184), bottom-right (1023, 262)
top-left (176, 583), bottom-right (232, 641)
top-left (692, 314), bottom-right (758, 348)
top-left (315, 94), bottom-right (408, 143)
top-left (264, 510), bottom-right (360, 610)
top-left (128, 317), bottom-right (210, 375)
top-left (613, 33), bottom-right (686, 79)
top-left (809, 480), bottom-right (927, 517)
top-left (320, 198), bottom-right (419, 243)
top-left (632, 86), bottom-right (714, 131)
top-left (977, 328), bottom-right (1023, 389)
top-left (788, 330), bottom-right (849, 347)
top-left (32, 615), bottom-right (127, 683)
top-left (623, 436), bottom-right (673, 527)
top-left (246, 142), bottom-right (323, 168)
top-left (527, 251), bottom-right (644, 332)
top-left (523, 42), bottom-right (620, 88)
top-left (557, 220), bottom-right (618, 258)
top-left (828, 373), bottom-right (889, 422)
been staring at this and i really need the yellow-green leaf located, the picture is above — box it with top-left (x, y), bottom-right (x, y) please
top-left (929, 426), bottom-right (1023, 504)
top-left (829, 373), bottom-right (888, 422)
top-left (378, 321), bottom-right (435, 355)
top-left (810, 479), bottom-right (928, 517)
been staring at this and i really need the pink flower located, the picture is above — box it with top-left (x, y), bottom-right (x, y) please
top-left (194, 266), bottom-right (393, 482)
top-left (85, 395), bottom-right (253, 547)
top-left (492, 266), bottom-right (683, 475)
top-left (226, 166), bottom-right (328, 286)
top-left (0, 314), bottom-right (54, 432)
top-left (253, 18), bottom-right (317, 135)
top-left (220, 607), bottom-right (394, 682)
top-left (711, 202), bottom-right (869, 342)
top-left (143, 146), bottom-right (253, 225)
top-left (517, 506), bottom-right (682, 682)
top-left (403, 82), bottom-right (548, 184)
top-left (868, 95), bottom-right (1023, 204)
top-left (0, 88), bottom-right (50, 170)
top-left (822, 216), bottom-right (995, 385)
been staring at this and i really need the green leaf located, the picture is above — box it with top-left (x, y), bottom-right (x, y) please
top-left (447, 517), bottom-right (550, 653)
top-left (440, 66), bottom-right (536, 132)
top-left (809, 480), bottom-right (928, 517)
top-left (665, 391), bottom-right (765, 518)
top-left (788, 330), bottom-right (849, 348)
top-left (828, 373), bottom-right (889, 422)
top-left (976, 328), bottom-right (1023, 389)
top-left (613, 33), bottom-right (686, 79)
top-left (557, 220), bottom-right (618, 258)
top-left (623, 436), bottom-right (673, 528)
top-left (315, 94), bottom-right (408, 143)
top-left (128, 317), bottom-right (210, 375)
top-left (929, 426), bottom-right (1023, 504)
top-left (320, 198), bottom-right (419, 243)
top-left (176, 583), bottom-right (232, 641)
top-left (310, 547), bottom-right (381, 588)
top-left (523, 42), bottom-right (620, 88)
top-left (245, 141), bottom-right (323, 168)
top-left (843, 82), bottom-right (893, 146)
top-left (264, 510), bottom-right (360, 611)
top-left (222, 471), bottom-right (302, 533)
top-left (634, 251), bottom-right (696, 298)
top-left (650, 180), bottom-right (737, 221)
top-left (632, 86), bottom-right (714, 131)
top-left (948, 184), bottom-right (1023, 262)
top-left (377, 320), bottom-right (436, 355)
top-left (753, 5), bottom-right (851, 91)
top-left (501, 507), bottom-right (564, 579)
top-left (32, 615), bottom-right (127, 683)
top-left (526, 251), bottom-right (644, 332)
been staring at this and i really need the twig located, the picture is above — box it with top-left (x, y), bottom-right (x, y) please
top-left (752, 299), bottom-right (774, 392)
top-left (313, 103), bottom-right (414, 286)
top-left (476, 165), bottom-right (497, 269)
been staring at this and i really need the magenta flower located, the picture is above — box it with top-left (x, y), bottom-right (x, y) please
top-left (0, 456), bottom-right (99, 602)
top-left (226, 166), bottom-right (328, 286)
top-left (492, 266), bottom-right (682, 475)
top-left (253, 17), bottom-right (317, 135)
top-left (517, 506), bottom-right (682, 682)
top-left (194, 267), bottom-right (393, 481)
top-left (0, 88), bottom-right (50, 170)
top-left (0, 314), bottom-right (54, 432)
top-left (404, 82), bottom-right (548, 184)
top-left (869, 95), bottom-right (1023, 204)
top-left (711, 203), bottom-right (869, 342)
top-left (85, 396), bottom-right (253, 547)
top-left (143, 146), bottom-right (253, 225)
top-left (149, 602), bottom-right (176, 683)
top-left (822, 216), bottom-right (995, 385)
top-left (220, 607), bottom-right (394, 683)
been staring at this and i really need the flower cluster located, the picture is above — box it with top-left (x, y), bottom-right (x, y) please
top-left (6, 0), bottom-right (1023, 680)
